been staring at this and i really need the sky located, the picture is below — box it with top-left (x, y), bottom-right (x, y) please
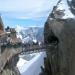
top-left (0, 0), bottom-right (59, 28)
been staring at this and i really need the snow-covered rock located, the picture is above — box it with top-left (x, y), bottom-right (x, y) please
top-left (54, 0), bottom-right (74, 19)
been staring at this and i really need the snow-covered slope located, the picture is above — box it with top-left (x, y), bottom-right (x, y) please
top-left (17, 52), bottom-right (46, 75)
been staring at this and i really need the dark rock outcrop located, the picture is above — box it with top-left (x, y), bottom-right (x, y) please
top-left (44, 10), bottom-right (75, 75)
top-left (44, 0), bottom-right (75, 75)
top-left (0, 16), bottom-right (4, 31)
top-left (67, 0), bottom-right (75, 15)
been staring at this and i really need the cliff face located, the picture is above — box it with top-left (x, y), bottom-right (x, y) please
top-left (0, 16), bottom-right (4, 32)
top-left (44, 0), bottom-right (75, 75)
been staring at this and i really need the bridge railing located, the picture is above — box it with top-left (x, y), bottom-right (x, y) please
top-left (20, 43), bottom-right (57, 54)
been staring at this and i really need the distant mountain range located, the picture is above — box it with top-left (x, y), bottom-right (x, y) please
top-left (15, 25), bottom-right (44, 44)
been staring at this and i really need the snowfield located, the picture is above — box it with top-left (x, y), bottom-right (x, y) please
top-left (17, 52), bottom-right (46, 75)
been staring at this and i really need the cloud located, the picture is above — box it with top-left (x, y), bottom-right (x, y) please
top-left (0, 0), bottom-right (50, 12)
top-left (0, 0), bottom-right (59, 20)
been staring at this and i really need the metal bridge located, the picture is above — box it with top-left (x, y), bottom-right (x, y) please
top-left (19, 43), bottom-right (56, 54)
top-left (2, 43), bottom-right (57, 55)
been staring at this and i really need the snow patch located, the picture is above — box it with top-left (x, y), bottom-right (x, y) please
top-left (33, 39), bottom-right (37, 43)
top-left (56, 0), bottom-right (74, 19)
top-left (17, 52), bottom-right (46, 75)
top-left (17, 58), bottom-right (28, 68)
